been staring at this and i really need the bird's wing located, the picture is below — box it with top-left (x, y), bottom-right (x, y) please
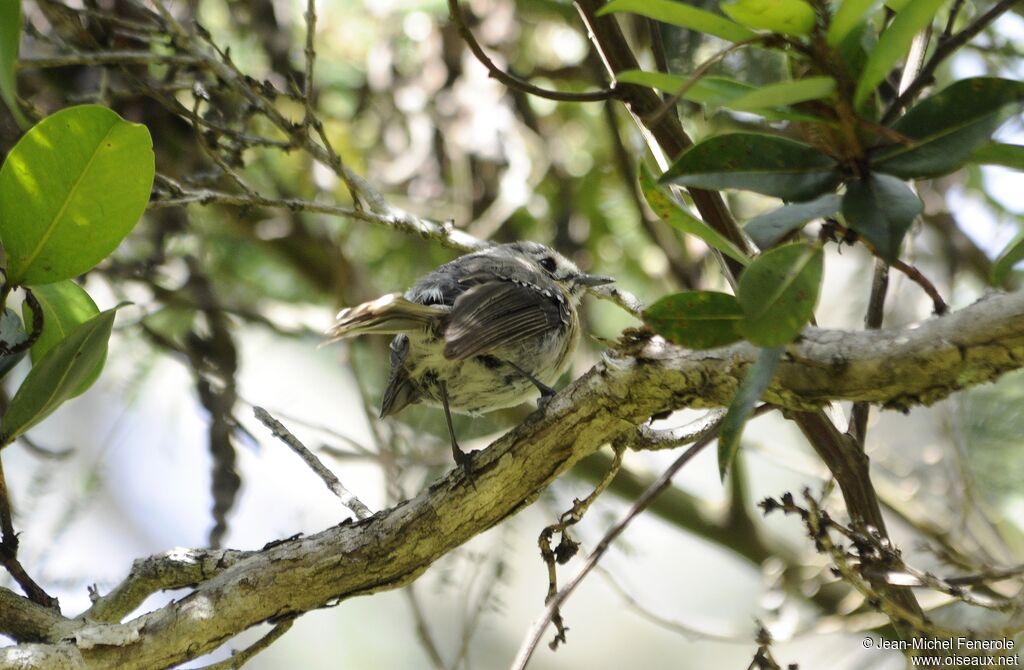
top-left (442, 279), bottom-right (568, 360)
top-left (381, 335), bottom-right (418, 417)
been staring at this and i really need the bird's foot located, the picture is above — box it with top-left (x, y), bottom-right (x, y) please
top-left (453, 448), bottom-right (478, 489)
top-left (536, 388), bottom-right (557, 411)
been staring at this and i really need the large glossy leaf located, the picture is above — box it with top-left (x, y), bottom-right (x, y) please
top-left (615, 71), bottom-right (822, 122)
top-left (725, 77), bottom-right (836, 111)
top-left (718, 346), bottom-right (783, 480)
top-left (1, 306), bottom-right (118, 446)
top-left (0, 0), bottom-right (27, 128)
top-left (0, 308), bottom-right (28, 380)
top-left (644, 291), bottom-right (744, 350)
top-left (598, 0), bottom-right (755, 42)
top-left (720, 0), bottom-right (815, 36)
top-left (827, 0), bottom-right (884, 46)
top-left (969, 143), bottom-right (1024, 171)
top-left (853, 0), bottom-right (948, 108)
top-left (617, 71), bottom-right (753, 106)
top-left (737, 242), bottom-right (823, 346)
top-left (0, 104), bottom-right (154, 285)
top-left (842, 173), bottom-right (922, 262)
top-left (639, 165), bottom-right (750, 264)
top-left (744, 193), bottom-right (841, 249)
top-left (661, 134), bottom-right (840, 202)
top-left (992, 231), bottom-right (1024, 287)
top-left (874, 78), bottom-right (1024, 179)
top-left (23, 280), bottom-right (105, 397)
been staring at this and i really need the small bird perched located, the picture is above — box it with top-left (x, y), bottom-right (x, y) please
top-left (324, 241), bottom-right (612, 476)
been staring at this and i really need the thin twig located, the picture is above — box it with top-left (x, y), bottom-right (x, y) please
top-left (0, 457), bottom-right (58, 608)
top-left (891, 257), bottom-right (947, 315)
top-left (253, 407), bottom-right (373, 519)
top-left (301, 0), bottom-right (362, 208)
top-left (447, 0), bottom-right (617, 103)
top-left (537, 445), bottom-right (624, 648)
top-left (404, 586), bottom-right (447, 670)
top-left (882, 0), bottom-right (1019, 124)
top-left (192, 617), bottom-right (296, 670)
top-left (849, 259), bottom-right (889, 447)
top-left (644, 38), bottom-right (762, 128)
top-left (149, 178), bottom-right (487, 253)
top-left (510, 423), bottom-right (720, 670)
top-left (829, 222), bottom-right (947, 314)
top-left (18, 51), bottom-right (203, 68)
top-left (593, 563), bottom-right (746, 643)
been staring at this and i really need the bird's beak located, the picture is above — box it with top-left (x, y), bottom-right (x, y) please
top-left (576, 273), bottom-right (615, 287)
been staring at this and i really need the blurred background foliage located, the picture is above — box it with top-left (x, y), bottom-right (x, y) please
top-left (1, 0), bottom-right (1023, 667)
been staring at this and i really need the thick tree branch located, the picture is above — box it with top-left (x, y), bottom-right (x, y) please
top-left (2, 291), bottom-right (1023, 667)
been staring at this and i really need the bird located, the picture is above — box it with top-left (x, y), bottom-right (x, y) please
top-left (323, 241), bottom-right (613, 477)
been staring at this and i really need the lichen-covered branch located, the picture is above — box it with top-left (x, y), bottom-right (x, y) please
top-left (1, 290), bottom-right (1023, 668)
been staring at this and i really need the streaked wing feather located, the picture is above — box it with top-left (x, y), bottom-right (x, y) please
top-left (443, 281), bottom-right (564, 360)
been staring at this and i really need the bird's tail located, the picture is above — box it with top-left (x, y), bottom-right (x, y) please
top-left (322, 293), bottom-right (447, 343)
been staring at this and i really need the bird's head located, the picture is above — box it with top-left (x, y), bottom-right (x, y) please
top-left (493, 241), bottom-right (614, 298)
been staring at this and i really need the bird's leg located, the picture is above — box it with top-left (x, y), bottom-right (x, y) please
top-left (439, 381), bottom-right (475, 483)
top-left (503, 361), bottom-right (557, 409)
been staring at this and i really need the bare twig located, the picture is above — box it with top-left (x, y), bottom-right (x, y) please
top-left (882, 0), bottom-right (1019, 124)
top-left (537, 445), bottom-right (624, 648)
top-left (447, 0), bottom-right (618, 103)
top-left (253, 406), bottom-right (373, 520)
top-left (18, 51), bottom-right (203, 68)
top-left (300, 0), bottom-right (362, 209)
top-left (891, 257), bottom-right (948, 315)
top-left (0, 457), bottom-right (58, 609)
top-left (510, 423), bottom-right (720, 670)
top-left (645, 38), bottom-right (762, 128)
top-left (764, 491), bottom-right (1024, 638)
top-left (404, 586), bottom-right (447, 670)
top-left (594, 564), bottom-right (746, 642)
top-left (849, 259), bottom-right (889, 447)
top-left (192, 617), bottom-right (296, 670)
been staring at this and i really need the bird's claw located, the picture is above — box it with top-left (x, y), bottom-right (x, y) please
top-left (537, 390), bottom-right (556, 411)
top-left (453, 448), bottom-right (478, 489)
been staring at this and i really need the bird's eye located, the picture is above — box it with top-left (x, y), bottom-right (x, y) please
top-left (539, 256), bottom-right (557, 273)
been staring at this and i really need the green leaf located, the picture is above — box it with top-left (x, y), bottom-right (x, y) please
top-left (853, 0), bottom-right (948, 108)
top-left (720, 0), bottom-right (816, 36)
top-left (0, 104), bottom-right (154, 285)
top-left (639, 165), bottom-right (750, 264)
top-left (827, 0), bottom-right (884, 46)
top-left (992, 231), bottom-right (1024, 287)
top-left (969, 143), bottom-right (1024, 171)
top-left (744, 193), bottom-right (841, 249)
top-left (842, 173), bottom-right (922, 262)
top-left (615, 71), bottom-right (823, 122)
top-left (737, 242), bottom-right (823, 346)
top-left (643, 291), bottom-right (744, 349)
top-left (617, 71), bottom-right (752, 106)
top-left (598, 0), bottom-right (756, 42)
top-left (718, 346), bottom-right (783, 480)
top-left (0, 308), bottom-right (28, 380)
top-left (874, 78), bottom-right (1024, 179)
top-left (23, 280), bottom-right (105, 397)
top-left (661, 133), bottom-right (840, 202)
top-left (725, 76), bottom-right (836, 111)
top-left (1, 306), bottom-right (119, 446)
top-left (0, 0), bottom-right (28, 129)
